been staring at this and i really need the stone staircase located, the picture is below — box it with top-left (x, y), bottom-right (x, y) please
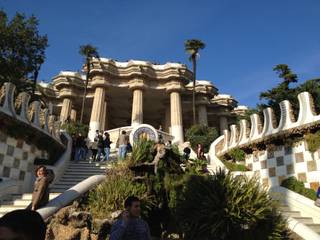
top-left (0, 159), bottom-right (110, 217)
top-left (280, 204), bottom-right (320, 239)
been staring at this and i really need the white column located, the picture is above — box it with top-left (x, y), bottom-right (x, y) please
top-left (88, 87), bottom-right (105, 141)
top-left (100, 101), bottom-right (107, 131)
top-left (220, 116), bottom-right (228, 134)
top-left (70, 109), bottom-right (77, 122)
top-left (198, 105), bottom-right (208, 126)
top-left (60, 98), bottom-right (72, 123)
top-left (170, 91), bottom-right (184, 143)
top-left (131, 89), bottom-right (143, 126)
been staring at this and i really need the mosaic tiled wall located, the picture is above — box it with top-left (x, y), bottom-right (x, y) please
top-left (245, 141), bottom-right (320, 191)
top-left (0, 130), bottom-right (48, 192)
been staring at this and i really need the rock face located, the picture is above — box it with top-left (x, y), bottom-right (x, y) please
top-left (45, 203), bottom-right (115, 240)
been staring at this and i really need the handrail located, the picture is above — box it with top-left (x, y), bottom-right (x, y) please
top-left (37, 174), bottom-right (105, 220)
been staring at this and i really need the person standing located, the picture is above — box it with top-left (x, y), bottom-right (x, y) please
top-left (110, 196), bottom-right (151, 240)
top-left (315, 186), bottom-right (320, 207)
top-left (96, 132), bottom-right (105, 161)
top-left (197, 143), bottom-right (206, 160)
top-left (103, 132), bottom-right (112, 162)
top-left (117, 130), bottom-right (129, 160)
top-left (30, 166), bottom-right (54, 211)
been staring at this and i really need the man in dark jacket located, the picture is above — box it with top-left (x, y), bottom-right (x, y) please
top-left (96, 131), bottom-right (105, 161)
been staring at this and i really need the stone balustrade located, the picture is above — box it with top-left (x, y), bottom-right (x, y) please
top-left (0, 82), bottom-right (62, 143)
top-left (215, 91), bottom-right (320, 155)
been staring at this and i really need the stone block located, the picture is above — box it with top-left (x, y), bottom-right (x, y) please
top-left (22, 151), bottom-right (28, 160)
top-left (3, 166), bottom-right (10, 177)
top-left (13, 158), bottom-right (20, 168)
top-left (260, 160), bottom-right (267, 169)
top-left (0, 153), bottom-right (4, 165)
top-left (307, 161), bottom-right (317, 172)
top-left (19, 171), bottom-right (25, 181)
top-left (269, 167), bottom-right (276, 177)
top-left (295, 152), bottom-right (304, 163)
top-left (267, 150), bottom-right (274, 159)
top-left (286, 164), bottom-right (294, 175)
top-left (0, 131), bottom-right (7, 142)
top-left (297, 173), bottom-right (307, 183)
top-left (285, 146), bottom-right (292, 155)
top-left (276, 156), bottom-right (284, 166)
top-left (247, 163), bottom-right (253, 171)
top-left (6, 145), bottom-right (14, 156)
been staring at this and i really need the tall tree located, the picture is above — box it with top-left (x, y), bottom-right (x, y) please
top-left (0, 10), bottom-right (48, 94)
top-left (259, 64), bottom-right (298, 118)
top-left (79, 44), bottom-right (99, 123)
top-left (184, 39), bottom-right (206, 125)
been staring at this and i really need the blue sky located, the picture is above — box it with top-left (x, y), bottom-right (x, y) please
top-left (2, 0), bottom-right (320, 107)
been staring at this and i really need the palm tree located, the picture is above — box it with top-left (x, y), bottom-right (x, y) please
top-left (79, 44), bottom-right (99, 123)
top-left (184, 39), bottom-right (205, 125)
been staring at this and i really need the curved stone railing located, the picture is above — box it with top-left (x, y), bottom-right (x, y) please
top-left (214, 92), bottom-right (320, 155)
top-left (0, 82), bottom-right (62, 143)
top-left (37, 174), bottom-right (105, 220)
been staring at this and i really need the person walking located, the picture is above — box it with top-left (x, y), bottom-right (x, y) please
top-left (315, 186), bottom-right (320, 207)
top-left (103, 132), bottom-right (112, 162)
top-left (90, 138), bottom-right (98, 162)
top-left (110, 196), bottom-right (151, 240)
top-left (30, 166), bottom-right (54, 211)
top-left (117, 130), bottom-right (129, 160)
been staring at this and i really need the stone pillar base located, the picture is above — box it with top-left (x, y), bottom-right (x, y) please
top-left (171, 125), bottom-right (183, 143)
top-left (88, 121), bottom-right (100, 142)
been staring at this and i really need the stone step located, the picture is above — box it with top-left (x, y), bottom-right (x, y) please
top-left (1, 199), bottom-right (31, 206)
top-left (281, 210), bottom-right (301, 218)
top-left (305, 224), bottom-right (320, 233)
top-left (292, 217), bottom-right (314, 224)
top-left (18, 193), bottom-right (60, 200)
top-left (0, 205), bottom-right (28, 212)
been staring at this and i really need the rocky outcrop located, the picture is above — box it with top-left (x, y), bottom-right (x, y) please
top-left (45, 201), bottom-right (116, 240)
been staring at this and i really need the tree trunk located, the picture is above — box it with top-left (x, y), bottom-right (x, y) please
top-left (192, 55), bottom-right (197, 125)
top-left (80, 60), bottom-right (90, 123)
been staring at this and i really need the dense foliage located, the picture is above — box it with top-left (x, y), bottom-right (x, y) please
top-left (305, 130), bottom-right (320, 153)
top-left (228, 148), bottom-right (246, 162)
top-left (0, 10), bottom-right (48, 93)
top-left (185, 124), bottom-right (219, 152)
top-left (176, 170), bottom-right (290, 240)
top-left (88, 163), bottom-right (156, 219)
top-left (281, 177), bottom-right (316, 200)
top-left (222, 159), bottom-right (248, 172)
top-left (61, 121), bottom-right (89, 136)
top-left (86, 139), bottom-right (289, 238)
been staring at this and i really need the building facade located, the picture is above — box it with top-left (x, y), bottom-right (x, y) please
top-left (39, 58), bottom-right (246, 142)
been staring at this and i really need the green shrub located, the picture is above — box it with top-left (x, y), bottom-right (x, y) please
top-left (61, 121), bottom-right (89, 136)
top-left (130, 139), bottom-right (155, 165)
top-left (176, 170), bottom-right (290, 240)
top-left (185, 124), bottom-right (219, 152)
top-left (228, 148), bottom-right (246, 162)
top-left (281, 177), bottom-right (316, 200)
top-left (87, 164), bottom-right (156, 219)
top-left (222, 159), bottom-right (248, 172)
top-left (305, 130), bottom-right (320, 153)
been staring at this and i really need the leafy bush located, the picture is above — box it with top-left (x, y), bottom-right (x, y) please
top-left (305, 130), bottom-right (320, 153)
top-left (61, 121), bottom-right (89, 136)
top-left (222, 159), bottom-right (248, 172)
top-left (130, 139), bottom-right (155, 165)
top-left (281, 177), bottom-right (316, 200)
top-left (185, 124), bottom-right (219, 152)
top-left (87, 163), bottom-right (156, 219)
top-left (228, 148), bottom-right (246, 162)
top-left (175, 169), bottom-right (290, 240)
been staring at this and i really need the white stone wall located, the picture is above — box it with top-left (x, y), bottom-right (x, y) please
top-left (244, 141), bottom-right (320, 190)
top-left (0, 130), bottom-right (46, 192)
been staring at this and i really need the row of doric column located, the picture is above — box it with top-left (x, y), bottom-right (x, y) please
top-left (59, 86), bottom-right (229, 143)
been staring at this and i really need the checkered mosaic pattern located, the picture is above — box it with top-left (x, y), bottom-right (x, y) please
top-left (0, 130), bottom-right (48, 191)
top-left (245, 141), bottom-right (320, 191)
